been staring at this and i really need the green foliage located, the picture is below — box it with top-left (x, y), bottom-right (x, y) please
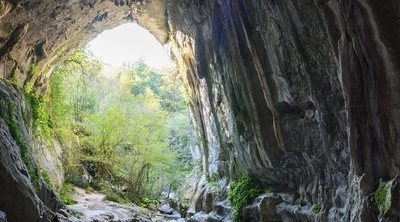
top-left (24, 64), bottom-right (40, 93)
top-left (228, 176), bottom-right (263, 222)
top-left (29, 64), bottom-right (39, 76)
top-left (24, 92), bottom-right (52, 139)
top-left (122, 60), bottom-right (187, 112)
top-left (373, 183), bottom-right (391, 215)
top-left (311, 204), bottom-right (322, 214)
top-left (49, 51), bottom-right (191, 205)
top-left (59, 183), bottom-right (77, 205)
top-left (89, 179), bottom-right (102, 191)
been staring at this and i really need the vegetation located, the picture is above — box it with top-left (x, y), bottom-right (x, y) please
top-left (372, 183), bottom-right (391, 215)
top-left (311, 203), bottom-right (322, 214)
top-left (228, 176), bottom-right (263, 222)
top-left (24, 92), bottom-right (52, 139)
top-left (25, 64), bottom-right (40, 92)
top-left (40, 170), bottom-right (53, 187)
top-left (29, 64), bottom-right (39, 76)
top-left (48, 51), bottom-right (192, 204)
top-left (59, 183), bottom-right (77, 205)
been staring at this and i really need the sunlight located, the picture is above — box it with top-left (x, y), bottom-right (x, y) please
top-left (86, 23), bottom-right (173, 69)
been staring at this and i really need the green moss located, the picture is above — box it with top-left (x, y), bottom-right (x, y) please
top-left (59, 183), bottom-right (77, 205)
top-left (29, 64), bottom-right (39, 75)
top-left (373, 183), bottom-right (391, 215)
top-left (40, 170), bottom-right (52, 187)
top-left (228, 176), bottom-right (263, 222)
top-left (21, 109), bottom-right (29, 130)
top-left (24, 92), bottom-right (52, 139)
top-left (24, 64), bottom-right (40, 93)
top-left (311, 203), bottom-right (322, 214)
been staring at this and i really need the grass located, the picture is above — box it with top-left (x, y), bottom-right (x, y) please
top-left (373, 183), bottom-right (391, 215)
top-left (228, 176), bottom-right (263, 222)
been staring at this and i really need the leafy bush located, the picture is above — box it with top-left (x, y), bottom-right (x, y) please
top-left (228, 176), bottom-right (263, 222)
top-left (89, 179), bottom-right (102, 191)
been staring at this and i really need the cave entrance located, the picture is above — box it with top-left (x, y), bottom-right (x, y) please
top-left (45, 23), bottom-right (193, 220)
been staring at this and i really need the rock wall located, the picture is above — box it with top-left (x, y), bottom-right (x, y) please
top-left (167, 0), bottom-right (400, 221)
top-left (0, 0), bottom-right (399, 221)
top-left (0, 81), bottom-right (61, 221)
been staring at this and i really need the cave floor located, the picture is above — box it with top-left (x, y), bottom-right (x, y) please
top-left (66, 187), bottom-right (184, 222)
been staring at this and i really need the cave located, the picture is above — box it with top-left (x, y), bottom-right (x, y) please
top-left (0, 0), bottom-right (400, 221)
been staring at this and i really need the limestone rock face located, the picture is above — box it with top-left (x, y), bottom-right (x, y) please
top-left (0, 0), bottom-right (400, 221)
top-left (0, 81), bottom-right (61, 221)
top-left (167, 0), bottom-right (400, 221)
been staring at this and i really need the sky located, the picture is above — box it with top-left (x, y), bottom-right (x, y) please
top-left (86, 23), bottom-right (173, 69)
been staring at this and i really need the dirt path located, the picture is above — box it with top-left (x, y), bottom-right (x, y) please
top-left (66, 187), bottom-right (184, 222)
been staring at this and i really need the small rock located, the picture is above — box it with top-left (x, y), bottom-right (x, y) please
top-left (158, 203), bottom-right (175, 214)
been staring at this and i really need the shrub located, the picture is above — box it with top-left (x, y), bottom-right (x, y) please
top-left (89, 179), bottom-right (102, 191)
top-left (228, 176), bottom-right (263, 222)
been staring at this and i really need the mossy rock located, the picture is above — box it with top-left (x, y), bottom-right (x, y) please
top-left (311, 203), bottom-right (322, 214)
top-left (228, 176), bottom-right (263, 222)
top-left (372, 181), bottom-right (392, 215)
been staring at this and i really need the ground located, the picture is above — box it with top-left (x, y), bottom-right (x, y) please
top-left (65, 187), bottom-right (184, 222)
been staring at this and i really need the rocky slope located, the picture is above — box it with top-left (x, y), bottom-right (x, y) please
top-left (0, 0), bottom-right (399, 221)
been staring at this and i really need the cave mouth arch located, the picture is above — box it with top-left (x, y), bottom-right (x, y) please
top-left (43, 23), bottom-right (193, 219)
top-left (0, 0), bottom-right (178, 94)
